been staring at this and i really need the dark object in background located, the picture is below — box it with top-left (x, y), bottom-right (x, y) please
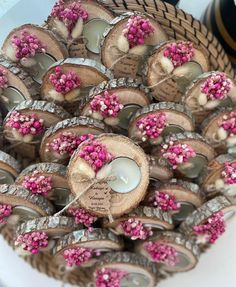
top-left (165, 0), bottom-right (180, 5)
top-left (202, 0), bottom-right (236, 69)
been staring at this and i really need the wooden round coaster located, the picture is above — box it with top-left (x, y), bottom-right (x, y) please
top-left (1, 24), bottom-right (68, 84)
top-left (93, 252), bottom-right (158, 287)
top-left (68, 133), bottom-right (149, 217)
top-left (144, 40), bottom-right (209, 102)
top-left (101, 12), bottom-right (168, 79)
top-left (15, 162), bottom-right (70, 207)
top-left (40, 116), bottom-right (110, 163)
top-left (0, 150), bottom-right (21, 185)
top-left (79, 78), bottom-right (151, 129)
top-left (179, 196), bottom-right (236, 244)
top-left (148, 155), bottom-right (173, 182)
top-left (129, 102), bottom-right (195, 145)
top-left (136, 231), bottom-right (200, 272)
top-left (0, 56), bottom-right (40, 113)
top-left (183, 72), bottom-right (236, 125)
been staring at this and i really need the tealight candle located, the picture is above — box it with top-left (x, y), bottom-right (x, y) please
top-left (173, 202), bottom-right (196, 222)
top-left (118, 104), bottom-right (140, 129)
top-left (162, 125), bottom-right (185, 136)
top-left (108, 157), bottom-right (141, 193)
top-left (2, 87), bottom-right (25, 111)
top-left (83, 19), bottom-right (110, 54)
top-left (8, 205), bottom-right (40, 225)
top-left (32, 53), bottom-right (56, 84)
top-left (178, 155), bottom-right (208, 179)
top-left (120, 273), bottom-right (150, 287)
top-left (0, 169), bottom-right (15, 184)
top-left (48, 187), bottom-right (70, 208)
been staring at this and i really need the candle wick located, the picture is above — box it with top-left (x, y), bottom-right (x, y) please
top-left (119, 175), bottom-right (128, 184)
top-left (96, 35), bottom-right (101, 47)
top-left (0, 176), bottom-right (6, 180)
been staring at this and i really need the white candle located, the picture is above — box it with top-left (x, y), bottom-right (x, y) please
top-left (32, 53), bottom-right (55, 84)
top-left (121, 273), bottom-right (150, 287)
top-left (7, 205), bottom-right (40, 225)
top-left (162, 125), bottom-right (184, 136)
top-left (2, 87), bottom-right (25, 111)
top-left (178, 155), bottom-right (208, 178)
top-left (108, 157), bottom-right (141, 193)
top-left (48, 187), bottom-right (70, 207)
top-left (0, 169), bottom-right (15, 184)
top-left (118, 104), bottom-right (140, 129)
top-left (173, 202), bottom-right (195, 222)
top-left (83, 19), bottom-right (110, 54)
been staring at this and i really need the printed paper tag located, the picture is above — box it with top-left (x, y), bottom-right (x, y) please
top-left (155, 78), bottom-right (182, 102)
top-left (69, 38), bottom-right (88, 58)
top-left (113, 54), bottom-right (139, 78)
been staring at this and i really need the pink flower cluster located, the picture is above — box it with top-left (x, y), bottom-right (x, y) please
top-left (163, 41), bottom-right (194, 67)
top-left (123, 15), bottom-right (154, 48)
top-left (0, 204), bottom-right (13, 224)
top-left (49, 132), bottom-right (94, 156)
top-left (0, 68), bottom-right (8, 89)
top-left (63, 247), bottom-right (93, 267)
top-left (219, 112), bottom-right (236, 137)
top-left (90, 91), bottom-right (123, 118)
top-left (144, 242), bottom-right (178, 266)
top-left (22, 171), bottom-right (53, 196)
top-left (119, 218), bottom-right (153, 240)
top-left (136, 113), bottom-right (167, 139)
top-left (68, 207), bottom-right (97, 228)
top-left (49, 66), bottom-right (81, 94)
top-left (162, 140), bottom-right (196, 169)
top-left (15, 231), bottom-right (49, 254)
top-left (6, 111), bottom-right (45, 136)
top-left (148, 191), bottom-right (180, 212)
top-left (201, 72), bottom-right (232, 101)
top-left (79, 140), bottom-right (113, 172)
top-left (221, 162), bottom-right (236, 185)
top-left (95, 268), bottom-right (128, 287)
top-left (51, 0), bottom-right (88, 34)
top-left (193, 211), bottom-right (226, 244)
top-left (11, 30), bottom-right (46, 60)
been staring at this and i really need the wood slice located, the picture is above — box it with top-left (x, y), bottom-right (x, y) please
top-left (101, 12), bottom-right (168, 78)
top-left (68, 134), bottom-right (149, 217)
top-left (0, 150), bottom-right (21, 184)
top-left (40, 116), bottom-right (110, 163)
top-left (148, 155), bottom-right (173, 182)
top-left (183, 72), bottom-right (236, 125)
top-left (129, 102), bottom-right (195, 145)
top-left (136, 231), bottom-right (200, 273)
top-left (93, 252), bottom-right (158, 287)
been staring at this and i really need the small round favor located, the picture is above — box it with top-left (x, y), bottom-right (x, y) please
top-left (68, 134), bottom-right (149, 217)
top-left (0, 150), bottom-right (21, 184)
top-left (136, 231), bottom-right (200, 272)
top-left (15, 162), bottom-right (70, 208)
top-left (145, 40), bottom-right (209, 102)
top-left (40, 116), bottom-right (110, 164)
top-left (183, 71), bottom-right (236, 124)
top-left (54, 228), bottom-right (123, 268)
top-left (101, 12), bottom-right (168, 78)
top-left (1, 24), bottom-right (68, 84)
top-left (93, 252), bottom-right (158, 287)
top-left (79, 78), bottom-right (151, 130)
top-left (148, 155), bottom-right (173, 182)
top-left (129, 102), bottom-right (195, 145)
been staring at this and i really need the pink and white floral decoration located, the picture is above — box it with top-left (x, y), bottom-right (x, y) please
top-left (119, 218), bottom-right (153, 240)
top-left (148, 191), bottom-right (180, 212)
top-left (0, 204), bottom-right (13, 224)
top-left (95, 268), bottom-right (128, 287)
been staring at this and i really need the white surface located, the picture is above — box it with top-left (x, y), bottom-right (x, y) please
top-left (2, 1), bottom-right (235, 287)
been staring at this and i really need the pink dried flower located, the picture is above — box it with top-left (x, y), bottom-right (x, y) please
top-left (79, 140), bottom-right (113, 172)
top-left (0, 204), bottom-right (13, 224)
top-left (95, 268), bottom-right (128, 287)
top-left (221, 162), bottom-right (236, 185)
top-left (68, 207), bottom-right (97, 228)
top-left (163, 41), bottom-right (194, 67)
top-left (136, 113), bottom-right (167, 140)
top-left (63, 247), bottom-right (93, 267)
top-left (6, 111), bottom-right (45, 136)
top-left (148, 191), bottom-right (180, 212)
top-left (49, 132), bottom-right (94, 156)
top-left (15, 231), bottom-right (48, 254)
top-left (193, 211), bottom-right (226, 244)
top-left (201, 72), bottom-right (232, 101)
top-left (119, 218), bottom-right (153, 240)
top-left (144, 242), bottom-right (179, 266)
top-left (90, 91), bottom-right (123, 118)
top-left (11, 30), bottom-right (46, 60)
top-left (22, 171), bottom-right (53, 196)
top-left (0, 68), bottom-right (8, 89)
top-left (219, 112), bottom-right (236, 137)
top-left (51, 0), bottom-right (88, 35)
top-left (49, 66), bottom-right (81, 94)
top-left (162, 140), bottom-right (196, 169)
top-left (123, 15), bottom-right (154, 48)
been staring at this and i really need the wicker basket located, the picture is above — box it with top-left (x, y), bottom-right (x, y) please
top-left (0, 0), bottom-right (235, 286)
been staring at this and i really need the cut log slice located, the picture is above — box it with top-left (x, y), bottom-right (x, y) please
top-left (79, 78), bottom-right (151, 129)
top-left (68, 134), bottom-right (149, 217)
top-left (101, 12), bottom-right (168, 78)
top-left (148, 155), bottom-right (173, 182)
top-left (40, 116), bottom-right (110, 164)
top-left (136, 231), bottom-right (200, 272)
top-left (183, 72), bottom-right (236, 125)
top-left (0, 150), bottom-right (21, 185)
top-left (1, 24), bottom-right (68, 84)
top-left (145, 40), bottom-right (209, 102)
top-left (93, 252), bottom-right (158, 287)
top-left (15, 162), bottom-right (70, 207)
top-left (129, 102), bottom-right (195, 145)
